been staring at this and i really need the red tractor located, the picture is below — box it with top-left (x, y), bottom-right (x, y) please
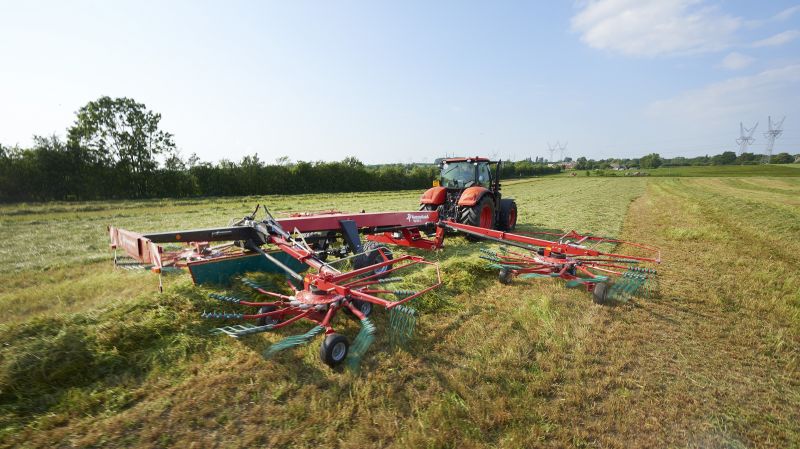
top-left (419, 157), bottom-right (517, 231)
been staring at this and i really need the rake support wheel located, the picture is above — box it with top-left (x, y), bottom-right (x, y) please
top-left (354, 241), bottom-right (394, 280)
top-left (255, 305), bottom-right (279, 326)
top-left (320, 333), bottom-right (349, 368)
top-left (592, 282), bottom-right (610, 305)
top-left (498, 268), bottom-right (514, 285)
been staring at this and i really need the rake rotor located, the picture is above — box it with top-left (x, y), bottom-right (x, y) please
top-left (446, 221), bottom-right (661, 304)
top-left (201, 249), bottom-right (441, 369)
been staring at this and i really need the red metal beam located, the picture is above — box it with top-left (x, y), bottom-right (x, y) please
top-left (275, 211), bottom-right (438, 233)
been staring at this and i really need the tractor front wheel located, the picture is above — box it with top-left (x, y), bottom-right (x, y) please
top-left (320, 333), bottom-right (349, 368)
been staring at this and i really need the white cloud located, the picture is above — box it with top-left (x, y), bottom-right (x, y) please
top-left (751, 29), bottom-right (800, 47)
top-left (647, 64), bottom-right (800, 123)
top-left (720, 52), bottom-right (754, 70)
top-left (773, 5), bottom-right (800, 21)
top-left (571, 0), bottom-right (742, 57)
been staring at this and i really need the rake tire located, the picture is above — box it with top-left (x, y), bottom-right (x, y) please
top-left (498, 268), bottom-right (514, 285)
top-left (255, 306), bottom-right (279, 327)
top-left (346, 298), bottom-right (373, 318)
top-left (592, 282), bottom-right (610, 305)
top-left (354, 241), bottom-right (393, 280)
top-left (320, 333), bottom-right (349, 368)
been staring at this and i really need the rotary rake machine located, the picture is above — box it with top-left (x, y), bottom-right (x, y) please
top-left (109, 202), bottom-right (662, 369)
top-left (109, 206), bottom-right (444, 369)
top-left (442, 221), bottom-right (661, 304)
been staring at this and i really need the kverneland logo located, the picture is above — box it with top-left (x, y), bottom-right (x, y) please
top-left (406, 214), bottom-right (429, 224)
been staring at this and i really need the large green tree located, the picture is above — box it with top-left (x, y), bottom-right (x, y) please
top-left (639, 153), bottom-right (662, 169)
top-left (67, 96), bottom-right (175, 196)
top-left (771, 152), bottom-right (794, 164)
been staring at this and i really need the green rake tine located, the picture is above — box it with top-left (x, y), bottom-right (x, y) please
top-left (388, 305), bottom-right (417, 348)
top-left (346, 317), bottom-right (377, 371)
top-left (201, 310), bottom-right (244, 319)
top-left (263, 325), bottom-right (325, 358)
top-left (519, 273), bottom-right (560, 280)
top-left (377, 277), bottom-right (404, 284)
top-left (241, 278), bottom-right (266, 290)
top-left (392, 289), bottom-right (418, 296)
top-left (565, 275), bottom-right (609, 289)
top-left (209, 293), bottom-right (245, 304)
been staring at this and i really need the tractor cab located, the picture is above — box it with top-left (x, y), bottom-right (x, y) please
top-left (438, 159), bottom-right (494, 189)
top-left (421, 157), bottom-right (517, 232)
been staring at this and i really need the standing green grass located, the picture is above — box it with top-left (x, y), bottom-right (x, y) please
top-left (1, 175), bottom-right (798, 448)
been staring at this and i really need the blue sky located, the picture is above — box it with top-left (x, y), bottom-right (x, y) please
top-left (1, 0), bottom-right (799, 163)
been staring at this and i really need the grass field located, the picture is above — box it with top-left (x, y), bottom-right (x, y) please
top-left (1, 173), bottom-right (799, 448)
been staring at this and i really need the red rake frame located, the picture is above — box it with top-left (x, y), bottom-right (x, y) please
top-left (441, 220), bottom-right (661, 303)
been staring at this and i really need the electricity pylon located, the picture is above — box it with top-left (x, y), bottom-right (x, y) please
top-left (736, 121), bottom-right (757, 156)
top-left (762, 116), bottom-right (785, 164)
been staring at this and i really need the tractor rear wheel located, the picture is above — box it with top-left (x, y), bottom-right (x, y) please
top-left (320, 333), bottom-right (349, 368)
top-left (498, 199), bottom-right (518, 231)
top-left (459, 196), bottom-right (495, 240)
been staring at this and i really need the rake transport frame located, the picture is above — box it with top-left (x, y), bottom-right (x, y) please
top-left (109, 205), bottom-right (660, 369)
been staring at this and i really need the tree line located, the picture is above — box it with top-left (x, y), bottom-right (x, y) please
top-left (574, 150), bottom-right (798, 170)
top-left (0, 97), bottom-right (560, 202)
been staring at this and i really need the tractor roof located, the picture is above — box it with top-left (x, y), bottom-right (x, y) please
top-left (437, 157), bottom-right (494, 164)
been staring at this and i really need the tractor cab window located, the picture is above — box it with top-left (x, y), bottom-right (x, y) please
top-left (476, 162), bottom-right (491, 187)
top-left (440, 162), bottom-right (476, 188)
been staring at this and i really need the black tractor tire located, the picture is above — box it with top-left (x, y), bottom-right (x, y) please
top-left (319, 333), bottom-right (349, 368)
top-left (347, 298), bottom-right (373, 318)
top-left (592, 282), bottom-right (610, 305)
top-left (498, 268), bottom-right (514, 285)
top-left (498, 199), bottom-right (518, 231)
top-left (255, 306), bottom-right (279, 327)
top-left (353, 241), bottom-right (394, 279)
top-left (419, 203), bottom-right (441, 234)
top-left (459, 195), bottom-right (495, 241)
